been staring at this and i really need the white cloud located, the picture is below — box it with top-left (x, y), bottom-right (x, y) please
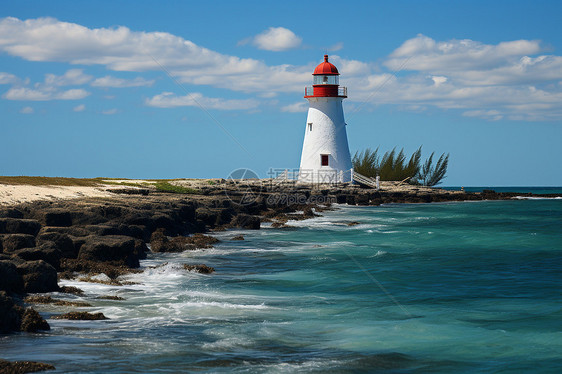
top-left (431, 76), bottom-right (447, 86)
top-left (328, 42), bottom-right (344, 52)
top-left (73, 104), bottom-right (85, 112)
top-left (20, 106), bottom-right (33, 114)
top-left (145, 92), bottom-right (259, 110)
top-left (91, 76), bottom-right (155, 87)
top-left (463, 109), bottom-right (503, 121)
top-left (43, 69), bottom-right (92, 86)
top-left (1, 69), bottom-right (91, 101)
top-left (0, 17), bottom-right (310, 94)
top-left (250, 27), bottom-right (302, 51)
top-left (3, 86), bottom-right (89, 100)
top-left (281, 102), bottom-right (307, 112)
top-left (0, 72), bottom-right (19, 84)
top-left (102, 108), bottom-right (118, 115)
top-left (1, 17), bottom-right (562, 121)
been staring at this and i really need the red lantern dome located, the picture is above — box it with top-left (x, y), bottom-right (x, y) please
top-left (305, 54), bottom-right (347, 98)
top-left (313, 55), bottom-right (339, 75)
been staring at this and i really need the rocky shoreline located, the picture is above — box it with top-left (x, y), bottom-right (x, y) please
top-left (0, 181), bottom-right (558, 372)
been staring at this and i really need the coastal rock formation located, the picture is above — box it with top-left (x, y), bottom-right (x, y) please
top-left (13, 245), bottom-right (62, 270)
top-left (1, 234), bottom-right (36, 252)
top-left (36, 232), bottom-right (76, 258)
top-left (0, 291), bottom-right (23, 333)
top-left (230, 214), bottom-right (260, 230)
top-left (52, 311), bottom-right (108, 320)
top-left (150, 229), bottom-right (219, 252)
top-left (0, 260), bottom-right (25, 294)
top-left (20, 307), bottom-right (50, 332)
top-left (17, 260), bottom-right (59, 293)
top-left (78, 235), bottom-right (139, 268)
top-left (0, 218), bottom-right (42, 236)
top-left (183, 264), bottom-right (215, 274)
top-left (0, 359), bottom-right (55, 373)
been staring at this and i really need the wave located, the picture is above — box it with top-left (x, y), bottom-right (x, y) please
top-left (513, 196), bottom-right (562, 200)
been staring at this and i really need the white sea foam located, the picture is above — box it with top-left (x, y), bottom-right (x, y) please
top-left (368, 250), bottom-right (388, 258)
top-left (513, 196), bottom-right (562, 200)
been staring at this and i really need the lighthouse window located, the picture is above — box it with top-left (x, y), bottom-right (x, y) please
top-left (308, 123), bottom-right (312, 131)
top-left (313, 75), bottom-right (339, 85)
top-left (321, 154), bottom-right (329, 166)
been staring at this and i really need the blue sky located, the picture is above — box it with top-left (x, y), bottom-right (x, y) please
top-left (1, 0), bottom-right (561, 186)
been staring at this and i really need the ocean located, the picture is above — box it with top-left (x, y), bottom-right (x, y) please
top-left (1, 194), bottom-right (561, 373)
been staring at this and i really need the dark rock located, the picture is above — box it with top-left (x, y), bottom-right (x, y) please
top-left (24, 295), bottom-right (91, 307)
top-left (149, 229), bottom-right (173, 252)
top-left (345, 195), bottom-right (356, 205)
top-left (108, 188), bottom-right (149, 195)
top-left (355, 195), bottom-right (370, 205)
top-left (0, 260), bottom-right (24, 294)
top-left (0, 208), bottom-right (24, 219)
top-left (96, 295), bottom-right (124, 300)
top-left (150, 230), bottom-right (218, 252)
top-left (13, 244), bottom-right (62, 270)
top-left (183, 264), bottom-right (215, 274)
top-left (231, 235), bottom-right (245, 240)
top-left (153, 214), bottom-right (177, 233)
top-left (43, 210), bottom-right (72, 227)
top-left (59, 285), bottom-right (84, 295)
top-left (20, 307), bottom-right (50, 332)
top-left (1, 234), bottom-right (36, 252)
top-left (347, 221), bottom-right (360, 226)
top-left (230, 214), bottom-right (261, 230)
top-left (0, 291), bottom-right (23, 333)
top-left (17, 260), bottom-right (59, 293)
top-left (133, 239), bottom-right (148, 260)
top-left (177, 202), bottom-right (196, 221)
top-left (186, 233), bottom-right (219, 249)
top-left (84, 224), bottom-right (123, 236)
top-left (59, 258), bottom-right (138, 280)
top-left (52, 311), bottom-right (108, 320)
top-left (214, 208), bottom-right (235, 226)
top-left (195, 207), bottom-right (218, 227)
top-left (69, 236), bottom-right (87, 255)
top-left (36, 232), bottom-right (76, 258)
top-left (40, 226), bottom-right (90, 237)
top-left (78, 235), bottom-right (139, 268)
top-left (0, 218), bottom-right (42, 236)
top-left (0, 358), bottom-right (55, 372)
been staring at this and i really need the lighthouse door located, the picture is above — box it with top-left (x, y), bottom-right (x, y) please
top-left (321, 154), bottom-right (329, 166)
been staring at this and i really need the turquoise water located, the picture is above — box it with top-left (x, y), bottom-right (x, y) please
top-left (443, 186), bottom-right (562, 194)
top-left (1, 199), bottom-right (561, 372)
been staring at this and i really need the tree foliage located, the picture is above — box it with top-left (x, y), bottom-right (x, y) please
top-left (352, 146), bottom-right (449, 186)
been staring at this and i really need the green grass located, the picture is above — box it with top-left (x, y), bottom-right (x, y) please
top-left (154, 181), bottom-right (199, 194)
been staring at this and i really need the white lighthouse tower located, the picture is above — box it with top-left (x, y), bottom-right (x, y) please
top-left (298, 55), bottom-right (352, 184)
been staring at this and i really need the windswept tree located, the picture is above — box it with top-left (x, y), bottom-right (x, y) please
top-left (419, 152), bottom-right (449, 186)
top-left (352, 148), bottom-right (380, 177)
top-left (352, 146), bottom-right (449, 186)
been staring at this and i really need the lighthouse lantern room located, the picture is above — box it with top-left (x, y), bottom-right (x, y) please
top-left (299, 55), bottom-right (352, 184)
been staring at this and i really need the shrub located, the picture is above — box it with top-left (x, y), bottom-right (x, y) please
top-left (352, 146), bottom-right (449, 186)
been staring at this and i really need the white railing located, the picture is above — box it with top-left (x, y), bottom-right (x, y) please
top-left (267, 168), bottom-right (377, 189)
top-left (304, 86), bottom-right (348, 97)
top-left (351, 170), bottom-right (377, 189)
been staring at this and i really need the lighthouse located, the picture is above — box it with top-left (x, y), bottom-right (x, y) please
top-left (298, 55), bottom-right (352, 184)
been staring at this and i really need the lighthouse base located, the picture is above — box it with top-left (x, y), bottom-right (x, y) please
top-left (297, 168), bottom-right (351, 184)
